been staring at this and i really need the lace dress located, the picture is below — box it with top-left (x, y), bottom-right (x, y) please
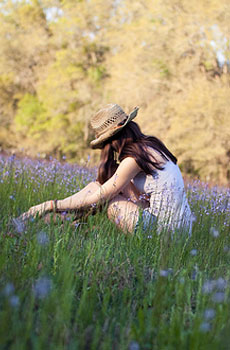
top-left (132, 160), bottom-right (193, 235)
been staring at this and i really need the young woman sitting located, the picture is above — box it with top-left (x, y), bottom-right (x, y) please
top-left (18, 104), bottom-right (193, 235)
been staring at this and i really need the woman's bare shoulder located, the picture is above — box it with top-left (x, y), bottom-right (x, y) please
top-left (115, 157), bottom-right (142, 177)
top-left (119, 156), bottom-right (140, 168)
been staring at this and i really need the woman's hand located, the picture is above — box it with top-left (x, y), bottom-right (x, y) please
top-left (18, 201), bottom-right (51, 222)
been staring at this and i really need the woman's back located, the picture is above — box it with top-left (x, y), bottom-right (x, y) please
top-left (132, 149), bottom-right (192, 234)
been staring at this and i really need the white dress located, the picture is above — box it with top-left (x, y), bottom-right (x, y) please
top-left (132, 160), bottom-right (193, 235)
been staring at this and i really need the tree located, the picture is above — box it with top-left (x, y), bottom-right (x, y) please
top-left (0, 0), bottom-right (229, 183)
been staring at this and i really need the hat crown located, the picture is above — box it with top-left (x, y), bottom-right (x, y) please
top-left (90, 104), bottom-right (128, 136)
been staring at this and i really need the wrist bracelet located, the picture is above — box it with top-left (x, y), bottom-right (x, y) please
top-left (54, 199), bottom-right (58, 212)
top-left (50, 199), bottom-right (58, 212)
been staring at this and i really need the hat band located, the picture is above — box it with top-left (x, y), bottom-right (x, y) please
top-left (95, 115), bottom-right (128, 137)
top-left (96, 124), bottom-right (123, 138)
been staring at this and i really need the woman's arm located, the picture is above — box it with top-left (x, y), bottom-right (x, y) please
top-left (121, 181), bottom-right (150, 209)
top-left (56, 157), bottom-right (141, 211)
top-left (18, 157), bottom-right (141, 220)
top-left (18, 182), bottom-right (102, 221)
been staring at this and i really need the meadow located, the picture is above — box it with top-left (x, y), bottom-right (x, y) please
top-left (0, 155), bottom-right (230, 350)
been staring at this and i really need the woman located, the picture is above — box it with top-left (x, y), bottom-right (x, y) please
top-left (19, 104), bottom-right (193, 235)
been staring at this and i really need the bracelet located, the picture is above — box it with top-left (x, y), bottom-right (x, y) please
top-left (54, 199), bottom-right (58, 212)
top-left (50, 200), bottom-right (58, 212)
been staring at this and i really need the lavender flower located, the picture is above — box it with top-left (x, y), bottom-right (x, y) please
top-left (12, 218), bottom-right (25, 234)
top-left (216, 277), bottom-right (227, 291)
top-left (204, 309), bottom-right (216, 320)
top-left (10, 295), bottom-right (20, 307)
top-left (200, 322), bottom-right (211, 332)
top-left (3, 283), bottom-right (15, 296)
top-left (202, 280), bottom-right (216, 294)
top-left (160, 270), bottom-right (169, 277)
top-left (212, 292), bottom-right (225, 303)
top-left (129, 341), bottom-right (140, 350)
top-left (210, 227), bottom-right (219, 238)
top-left (33, 277), bottom-right (52, 299)
top-left (190, 249), bottom-right (198, 256)
top-left (37, 231), bottom-right (49, 246)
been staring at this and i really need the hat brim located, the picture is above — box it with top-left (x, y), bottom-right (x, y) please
top-left (90, 106), bottom-right (139, 149)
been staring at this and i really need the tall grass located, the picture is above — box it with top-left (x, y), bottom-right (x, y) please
top-left (0, 155), bottom-right (230, 350)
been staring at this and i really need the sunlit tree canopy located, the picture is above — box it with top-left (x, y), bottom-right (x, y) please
top-left (0, 0), bottom-right (229, 183)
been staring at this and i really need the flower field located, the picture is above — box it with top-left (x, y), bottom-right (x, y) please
top-left (0, 155), bottom-right (230, 350)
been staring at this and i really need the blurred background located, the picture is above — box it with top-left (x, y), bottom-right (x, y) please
top-left (0, 0), bottom-right (229, 184)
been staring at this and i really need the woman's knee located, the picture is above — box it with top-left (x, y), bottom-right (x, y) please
top-left (107, 195), bottom-right (123, 220)
top-left (107, 195), bottom-right (140, 232)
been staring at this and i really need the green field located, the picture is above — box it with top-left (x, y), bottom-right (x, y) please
top-left (1, 155), bottom-right (230, 350)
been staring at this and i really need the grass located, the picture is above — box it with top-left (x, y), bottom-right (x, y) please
top-left (0, 155), bottom-right (230, 350)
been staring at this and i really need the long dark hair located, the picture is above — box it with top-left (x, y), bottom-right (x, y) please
top-left (97, 121), bottom-right (177, 184)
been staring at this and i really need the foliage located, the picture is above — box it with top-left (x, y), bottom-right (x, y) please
top-left (0, 0), bottom-right (229, 183)
top-left (15, 94), bottom-right (47, 136)
top-left (0, 155), bottom-right (230, 349)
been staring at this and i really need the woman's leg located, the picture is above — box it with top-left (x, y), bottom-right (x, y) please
top-left (107, 182), bottom-right (152, 233)
top-left (107, 194), bottom-right (140, 233)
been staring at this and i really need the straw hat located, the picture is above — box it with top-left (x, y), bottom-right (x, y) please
top-left (90, 104), bottom-right (139, 149)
